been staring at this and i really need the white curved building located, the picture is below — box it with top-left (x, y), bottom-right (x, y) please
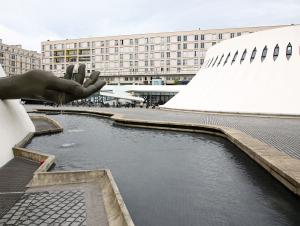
top-left (162, 25), bottom-right (300, 116)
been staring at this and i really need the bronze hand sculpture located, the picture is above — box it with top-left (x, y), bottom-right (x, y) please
top-left (0, 64), bottom-right (105, 104)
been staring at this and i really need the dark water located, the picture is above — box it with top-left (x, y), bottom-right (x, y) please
top-left (27, 115), bottom-right (300, 226)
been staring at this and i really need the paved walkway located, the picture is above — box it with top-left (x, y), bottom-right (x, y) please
top-left (29, 106), bottom-right (300, 159)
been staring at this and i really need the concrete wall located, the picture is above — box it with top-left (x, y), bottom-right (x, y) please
top-left (162, 25), bottom-right (300, 115)
top-left (0, 65), bottom-right (35, 167)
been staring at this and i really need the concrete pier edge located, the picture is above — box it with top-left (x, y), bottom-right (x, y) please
top-left (34, 108), bottom-right (300, 197)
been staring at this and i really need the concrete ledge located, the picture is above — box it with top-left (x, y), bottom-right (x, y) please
top-left (14, 132), bottom-right (35, 148)
top-left (29, 170), bottom-right (135, 226)
top-left (34, 108), bottom-right (113, 118)
top-left (30, 115), bottom-right (63, 135)
top-left (34, 108), bottom-right (300, 196)
top-left (13, 147), bottom-right (55, 174)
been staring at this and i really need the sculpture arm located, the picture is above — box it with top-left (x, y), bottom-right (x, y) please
top-left (0, 64), bottom-right (106, 104)
top-left (0, 76), bottom-right (19, 99)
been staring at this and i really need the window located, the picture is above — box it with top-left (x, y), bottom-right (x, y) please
top-left (237, 32), bottom-right (241, 36)
top-left (200, 59), bottom-right (204, 65)
top-left (194, 43), bottom-right (198, 49)
top-left (177, 51), bottom-right (181, 57)
top-left (223, 53), bottom-right (230, 66)
top-left (177, 36), bottom-right (181, 42)
top-left (212, 42), bottom-right (216, 46)
top-left (273, 44), bottom-right (279, 61)
top-left (183, 36), bottom-right (187, 41)
top-left (183, 43), bottom-right (187, 49)
top-left (194, 35), bottom-right (198, 41)
top-left (166, 52), bottom-right (170, 58)
top-left (212, 56), bottom-right (219, 67)
top-left (200, 43), bottom-right (205, 49)
top-left (201, 34), bottom-right (205, 40)
top-left (178, 44), bottom-right (181, 49)
top-left (177, 59), bottom-right (181, 65)
top-left (250, 47), bottom-right (257, 63)
top-left (231, 51), bottom-right (238, 64)
top-left (218, 34), bottom-right (223, 39)
top-left (261, 46), bottom-right (268, 62)
top-left (217, 54), bottom-right (224, 66)
top-left (240, 49), bottom-right (247, 64)
top-left (286, 42), bottom-right (292, 60)
top-left (230, 33), bottom-right (235, 38)
top-left (194, 51), bottom-right (197, 57)
top-left (167, 36), bottom-right (170, 43)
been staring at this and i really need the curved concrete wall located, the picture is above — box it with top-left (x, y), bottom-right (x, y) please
top-left (162, 25), bottom-right (300, 115)
top-left (0, 65), bottom-right (35, 167)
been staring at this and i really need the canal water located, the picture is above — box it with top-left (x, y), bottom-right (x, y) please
top-left (27, 114), bottom-right (300, 226)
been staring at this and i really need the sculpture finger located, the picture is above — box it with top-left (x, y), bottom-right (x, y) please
top-left (81, 79), bottom-right (106, 98)
top-left (74, 64), bottom-right (85, 85)
top-left (47, 76), bottom-right (105, 100)
top-left (84, 71), bottom-right (100, 87)
top-left (64, 65), bottom-right (74, 80)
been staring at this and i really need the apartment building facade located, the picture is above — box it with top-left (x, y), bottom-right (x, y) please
top-left (41, 25), bottom-right (287, 85)
top-left (0, 39), bottom-right (41, 77)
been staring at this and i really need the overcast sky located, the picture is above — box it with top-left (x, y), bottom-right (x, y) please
top-left (0, 0), bottom-right (299, 51)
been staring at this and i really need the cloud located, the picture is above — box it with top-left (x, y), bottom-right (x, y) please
top-left (0, 0), bottom-right (299, 52)
top-left (0, 24), bottom-right (60, 51)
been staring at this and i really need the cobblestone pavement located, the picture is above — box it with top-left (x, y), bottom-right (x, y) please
top-left (0, 190), bottom-right (86, 226)
top-left (29, 106), bottom-right (300, 159)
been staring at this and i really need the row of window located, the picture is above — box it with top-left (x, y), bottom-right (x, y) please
top-left (0, 45), bottom-right (38, 57)
top-left (43, 32), bottom-right (245, 51)
top-left (205, 43), bottom-right (293, 68)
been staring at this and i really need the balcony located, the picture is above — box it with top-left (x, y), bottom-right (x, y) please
top-left (53, 50), bottom-right (65, 57)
